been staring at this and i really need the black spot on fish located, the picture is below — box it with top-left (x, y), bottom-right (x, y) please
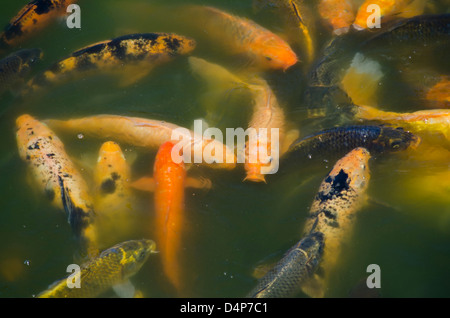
top-left (163, 36), bottom-right (181, 52)
top-left (317, 169), bottom-right (350, 203)
top-left (28, 141), bottom-right (40, 150)
top-left (111, 172), bottom-right (120, 181)
top-left (34, 0), bottom-right (57, 15)
top-left (46, 153), bottom-right (55, 158)
top-left (33, 19), bottom-right (37, 25)
top-left (3, 23), bottom-right (23, 41)
top-left (101, 178), bottom-right (116, 194)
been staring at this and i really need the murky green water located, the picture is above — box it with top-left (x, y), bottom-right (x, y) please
top-left (0, 0), bottom-right (449, 298)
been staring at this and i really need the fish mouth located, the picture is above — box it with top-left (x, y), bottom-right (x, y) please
top-left (243, 174), bottom-right (267, 183)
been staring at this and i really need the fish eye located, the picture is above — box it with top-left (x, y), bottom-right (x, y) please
top-left (390, 140), bottom-right (403, 149)
top-left (265, 56), bottom-right (272, 61)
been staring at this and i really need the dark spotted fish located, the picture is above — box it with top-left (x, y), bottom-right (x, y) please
top-left (247, 231), bottom-right (324, 298)
top-left (301, 147), bottom-right (371, 298)
top-left (0, 0), bottom-right (77, 52)
top-left (0, 48), bottom-right (42, 94)
top-left (37, 239), bottom-right (156, 298)
top-left (24, 32), bottom-right (196, 94)
top-left (284, 125), bottom-right (420, 163)
top-left (16, 114), bottom-right (98, 259)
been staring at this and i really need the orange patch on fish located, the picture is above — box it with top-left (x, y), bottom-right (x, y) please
top-left (318, 0), bottom-right (355, 35)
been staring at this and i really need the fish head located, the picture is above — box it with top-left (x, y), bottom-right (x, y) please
top-left (118, 239), bottom-right (156, 278)
top-left (15, 48), bottom-right (43, 65)
top-left (255, 36), bottom-right (298, 71)
top-left (378, 127), bottom-right (421, 152)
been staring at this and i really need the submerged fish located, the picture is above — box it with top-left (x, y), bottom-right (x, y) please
top-left (0, 0), bottom-right (77, 51)
top-left (353, 104), bottom-right (450, 140)
top-left (37, 239), bottom-right (156, 298)
top-left (16, 114), bottom-right (98, 259)
top-left (186, 5), bottom-right (298, 71)
top-left (318, 0), bottom-right (355, 35)
top-left (0, 48), bottom-right (42, 94)
top-left (301, 147), bottom-right (371, 298)
top-left (93, 141), bottom-right (136, 250)
top-left (284, 125), bottom-right (420, 162)
top-left (131, 141), bottom-right (211, 295)
top-left (425, 76), bottom-right (450, 108)
top-left (247, 231), bottom-right (324, 298)
top-left (24, 33), bottom-right (196, 94)
top-left (45, 115), bottom-right (237, 169)
top-left (244, 79), bottom-right (294, 183)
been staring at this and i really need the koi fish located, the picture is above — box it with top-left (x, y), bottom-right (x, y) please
top-left (131, 141), bottom-right (212, 295)
top-left (301, 147), bottom-right (371, 298)
top-left (93, 141), bottom-right (137, 250)
top-left (24, 33), bottom-right (196, 94)
top-left (353, 0), bottom-right (427, 30)
top-left (247, 231), bottom-right (324, 298)
top-left (44, 115), bottom-right (237, 169)
top-left (284, 125), bottom-right (420, 163)
top-left (318, 0), bottom-right (356, 35)
top-left (0, 48), bottom-right (42, 95)
top-left (37, 239), bottom-right (156, 298)
top-left (185, 5), bottom-right (298, 71)
top-left (0, 0), bottom-right (77, 52)
top-left (16, 114), bottom-right (98, 259)
top-left (244, 79), bottom-right (298, 183)
top-left (353, 104), bottom-right (450, 141)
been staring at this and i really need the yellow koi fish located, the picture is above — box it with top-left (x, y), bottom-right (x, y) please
top-left (45, 115), bottom-right (237, 169)
top-left (354, 104), bottom-right (450, 141)
top-left (24, 33), bottom-right (196, 94)
top-left (38, 239), bottom-right (156, 298)
top-left (301, 147), bottom-right (371, 298)
top-left (16, 114), bottom-right (98, 259)
top-left (93, 141), bottom-right (137, 250)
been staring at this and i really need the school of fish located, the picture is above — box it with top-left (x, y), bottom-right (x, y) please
top-left (0, 0), bottom-right (449, 298)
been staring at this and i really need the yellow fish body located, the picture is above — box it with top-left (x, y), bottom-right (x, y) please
top-left (93, 141), bottom-right (137, 250)
top-left (37, 239), bottom-right (156, 298)
top-left (16, 114), bottom-right (98, 258)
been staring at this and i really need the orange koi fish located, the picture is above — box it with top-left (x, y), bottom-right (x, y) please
top-left (354, 104), bottom-right (450, 141)
top-left (16, 114), bottom-right (98, 259)
top-left (131, 141), bottom-right (211, 295)
top-left (186, 5), bottom-right (298, 71)
top-left (0, 0), bottom-right (77, 51)
top-left (45, 115), bottom-right (237, 169)
top-left (318, 0), bottom-right (356, 35)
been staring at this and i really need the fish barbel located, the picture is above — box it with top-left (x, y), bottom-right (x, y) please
top-left (45, 115), bottom-right (237, 169)
top-left (16, 114), bottom-right (98, 259)
top-left (301, 147), bottom-right (371, 298)
top-left (37, 239), bottom-right (156, 298)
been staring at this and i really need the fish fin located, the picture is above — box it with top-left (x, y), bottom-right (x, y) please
top-left (340, 52), bottom-right (384, 107)
top-left (130, 176), bottom-right (155, 192)
top-left (112, 279), bottom-right (136, 298)
top-left (117, 65), bottom-right (153, 87)
top-left (185, 177), bottom-right (212, 190)
top-left (301, 274), bottom-right (325, 298)
top-left (397, 0), bottom-right (427, 18)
